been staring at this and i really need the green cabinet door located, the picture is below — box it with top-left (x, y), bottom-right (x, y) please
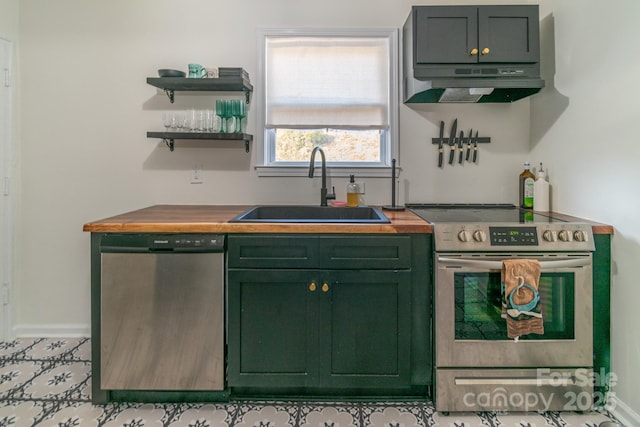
top-left (414, 5), bottom-right (539, 64)
top-left (227, 234), bottom-right (428, 396)
top-left (227, 269), bottom-right (319, 387)
top-left (320, 270), bottom-right (411, 389)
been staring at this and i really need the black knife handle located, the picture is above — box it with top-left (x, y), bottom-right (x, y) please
top-left (473, 145), bottom-right (478, 163)
top-left (466, 145), bottom-right (471, 161)
top-left (438, 146), bottom-right (444, 168)
top-left (448, 143), bottom-right (455, 164)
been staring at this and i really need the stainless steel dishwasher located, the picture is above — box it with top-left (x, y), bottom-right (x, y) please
top-left (100, 233), bottom-right (225, 391)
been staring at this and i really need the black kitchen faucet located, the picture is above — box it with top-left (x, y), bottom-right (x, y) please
top-left (308, 147), bottom-right (336, 206)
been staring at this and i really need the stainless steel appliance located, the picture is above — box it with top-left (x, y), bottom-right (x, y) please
top-left (408, 204), bottom-right (595, 413)
top-left (100, 234), bottom-right (225, 391)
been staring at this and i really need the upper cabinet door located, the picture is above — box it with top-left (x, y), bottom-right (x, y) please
top-left (415, 6), bottom-right (478, 64)
top-left (413, 5), bottom-right (540, 65)
top-left (478, 5), bottom-right (540, 63)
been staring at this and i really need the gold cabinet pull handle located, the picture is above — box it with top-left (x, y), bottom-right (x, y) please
top-left (309, 282), bottom-right (317, 292)
top-left (322, 283), bottom-right (329, 292)
top-left (481, 47), bottom-right (490, 55)
top-left (470, 48), bottom-right (478, 56)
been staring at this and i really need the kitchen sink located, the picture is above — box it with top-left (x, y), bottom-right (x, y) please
top-left (228, 205), bottom-right (390, 223)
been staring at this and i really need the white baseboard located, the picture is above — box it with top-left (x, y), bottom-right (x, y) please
top-left (607, 393), bottom-right (640, 426)
top-left (12, 323), bottom-right (90, 338)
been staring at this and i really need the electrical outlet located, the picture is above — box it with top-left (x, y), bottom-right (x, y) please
top-left (355, 182), bottom-right (365, 194)
top-left (191, 167), bottom-right (203, 184)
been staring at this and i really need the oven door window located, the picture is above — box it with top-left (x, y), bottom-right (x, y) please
top-left (454, 272), bottom-right (575, 340)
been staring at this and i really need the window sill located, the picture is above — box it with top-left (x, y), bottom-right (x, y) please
top-left (255, 165), bottom-right (396, 178)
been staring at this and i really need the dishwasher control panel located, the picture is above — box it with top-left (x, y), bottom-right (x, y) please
top-left (151, 235), bottom-right (225, 251)
top-left (101, 233), bottom-right (225, 252)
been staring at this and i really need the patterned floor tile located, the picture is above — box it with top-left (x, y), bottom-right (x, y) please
top-left (0, 339), bottom-right (623, 427)
top-left (233, 402), bottom-right (299, 427)
top-left (299, 404), bottom-right (360, 427)
top-left (165, 403), bottom-right (233, 427)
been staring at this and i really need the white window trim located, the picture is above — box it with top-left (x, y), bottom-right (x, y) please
top-left (255, 27), bottom-right (399, 178)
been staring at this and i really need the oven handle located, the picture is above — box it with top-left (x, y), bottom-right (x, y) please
top-left (455, 377), bottom-right (576, 386)
top-left (437, 256), bottom-right (591, 270)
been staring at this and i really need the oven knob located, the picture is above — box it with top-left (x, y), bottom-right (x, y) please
top-left (458, 230), bottom-right (471, 242)
top-left (574, 230), bottom-right (588, 242)
top-left (473, 230), bottom-right (487, 242)
top-left (542, 230), bottom-right (557, 242)
top-left (558, 230), bottom-right (573, 242)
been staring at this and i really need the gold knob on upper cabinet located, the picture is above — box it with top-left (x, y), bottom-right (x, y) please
top-left (481, 47), bottom-right (490, 55)
top-left (309, 282), bottom-right (317, 292)
top-left (322, 283), bottom-right (329, 292)
top-left (470, 48), bottom-right (479, 56)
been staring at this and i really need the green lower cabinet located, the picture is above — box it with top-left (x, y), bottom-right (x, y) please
top-left (321, 270), bottom-right (411, 389)
top-left (227, 270), bottom-right (318, 388)
top-left (227, 269), bottom-right (411, 393)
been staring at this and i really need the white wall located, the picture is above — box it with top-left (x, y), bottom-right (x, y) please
top-left (14, 0), bottom-right (536, 334)
top-left (534, 0), bottom-right (640, 419)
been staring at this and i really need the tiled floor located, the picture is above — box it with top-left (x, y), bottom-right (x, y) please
top-left (0, 338), bottom-right (620, 426)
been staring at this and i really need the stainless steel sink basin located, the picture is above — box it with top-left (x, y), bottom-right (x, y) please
top-left (229, 205), bottom-right (390, 223)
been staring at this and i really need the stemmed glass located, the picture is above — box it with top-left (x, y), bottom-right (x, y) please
top-left (216, 100), bottom-right (228, 133)
top-left (229, 100), bottom-right (238, 132)
top-left (236, 100), bottom-right (246, 133)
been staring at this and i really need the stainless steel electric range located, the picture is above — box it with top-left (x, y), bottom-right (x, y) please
top-left (407, 204), bottom-right (596, 413)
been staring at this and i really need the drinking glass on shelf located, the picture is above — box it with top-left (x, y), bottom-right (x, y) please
top-left (169, 113), bottom-right (179, 130)
top-left (175, 112), bottom-right (186, 131)
top-left (237, 100), bottom-right (246, 133)
top-left (229, 100), bottom-right (239, 132)
top-left (205, 109), bottom-right (215, 132)
top-left (162, 112), bottom-right (172, 131)
top-left (187, 109), bottom-right (197, 132)
top-left (216, 100), bottom-right (228, 133)
top-left (196, 109), bottom-right (206, 132)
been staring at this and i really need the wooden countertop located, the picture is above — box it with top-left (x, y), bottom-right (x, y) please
top-left (82, 205), bottom-right (433, 234)
top-left (83, 205), bottom-right (613, 235)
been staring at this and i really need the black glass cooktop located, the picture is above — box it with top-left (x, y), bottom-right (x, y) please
top-left (406, 203), bottom-right (565, 224)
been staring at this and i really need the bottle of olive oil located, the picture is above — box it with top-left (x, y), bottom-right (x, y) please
top-left (519, 162), bottom-right (535, 209)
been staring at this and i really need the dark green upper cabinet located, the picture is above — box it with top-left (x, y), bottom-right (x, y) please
top-left (414, 5), bottom-right (540, 65)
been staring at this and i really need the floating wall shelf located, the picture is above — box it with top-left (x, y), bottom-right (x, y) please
top-left (146, 131), bottom-right (253, 152)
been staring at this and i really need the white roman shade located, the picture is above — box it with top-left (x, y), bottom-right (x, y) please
top-left (265, 36), bottom-right (390, 129)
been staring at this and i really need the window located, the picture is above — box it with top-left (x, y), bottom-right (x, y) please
top-left (256, 29), bottom-right (398, 177)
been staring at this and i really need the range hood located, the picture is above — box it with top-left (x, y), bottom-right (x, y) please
top-left (404, 74), bottom-right (545, 103)
top-left (402, 5), bottom-right (545, 103)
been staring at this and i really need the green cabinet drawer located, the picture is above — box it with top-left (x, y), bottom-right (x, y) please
top-left (320, 236), bottom-right (411, 269)
top-left (227, 235), bottom-right (319, 269)
top-left (228, 235), bottom-right (411, 269)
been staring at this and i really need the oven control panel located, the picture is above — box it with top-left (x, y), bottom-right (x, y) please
top-left (489, 226), bottom-right (538, 246)
top-left (433, 223), bottom-right (595, 252)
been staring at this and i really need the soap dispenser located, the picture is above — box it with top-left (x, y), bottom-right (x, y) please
top-left (533, 163), bottom-right (550, 212)
top-left (346, 175), bottom-right (360, 207)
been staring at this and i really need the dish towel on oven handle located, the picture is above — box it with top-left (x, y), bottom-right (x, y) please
top-left (501, 259), bottom-right (544, 339)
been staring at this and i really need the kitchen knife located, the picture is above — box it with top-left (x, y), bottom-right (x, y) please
top-left (473, 130), bottom-right (479, 163)
top-left (458, 130), bottom-right (465, 164)
top-left (465, 129), bottom-right (473, 161)
top-left (448, 118), bottom-right (457, 165)
top-left (437, 120), bottom-right (445, 168)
